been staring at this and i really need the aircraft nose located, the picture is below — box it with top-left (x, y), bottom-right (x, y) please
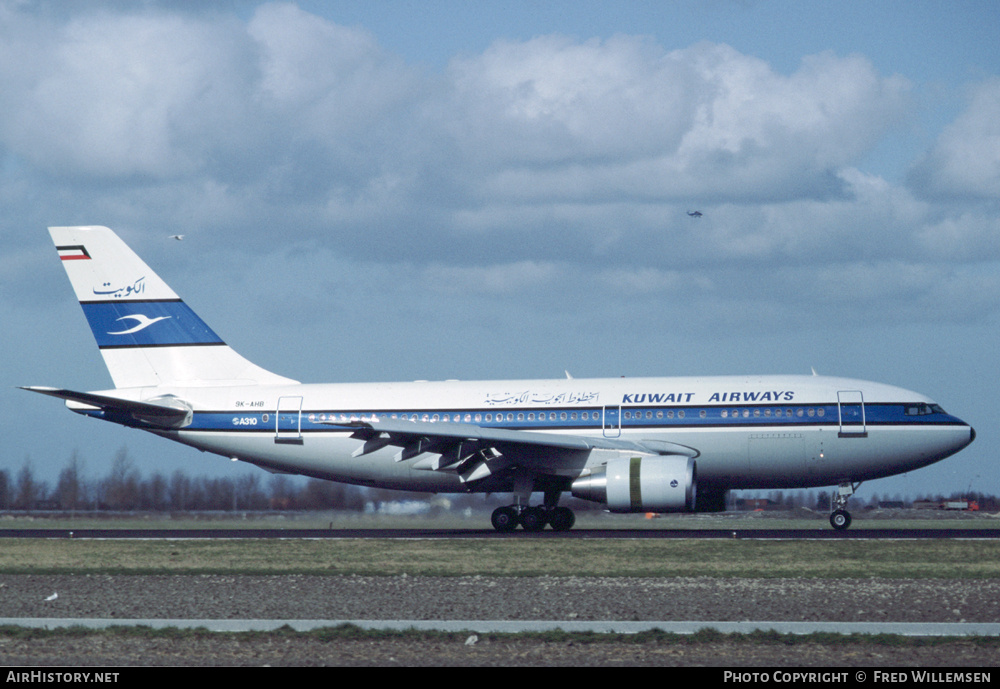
top-left (970, 426), bottom-right (976, 444)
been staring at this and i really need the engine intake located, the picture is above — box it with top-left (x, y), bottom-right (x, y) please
top-left (571, 456), bottom-right (696, 513)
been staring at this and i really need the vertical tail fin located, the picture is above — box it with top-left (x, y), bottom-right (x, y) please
top-left (49, 226), bottom-right (298, 389)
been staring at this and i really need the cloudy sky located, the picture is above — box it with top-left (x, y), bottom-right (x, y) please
top-left (3, 1), bottom-right (998, 502)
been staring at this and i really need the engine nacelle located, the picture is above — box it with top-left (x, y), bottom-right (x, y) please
top-left (571, 456), bottom-right (696, 513)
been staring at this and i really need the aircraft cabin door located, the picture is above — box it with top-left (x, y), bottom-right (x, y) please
top-left (837, 390), bottom-right (867, 438)
top-left (603, 405), bottom-right (621, 438)
top-left (275, 396), bottom-right (304, 444)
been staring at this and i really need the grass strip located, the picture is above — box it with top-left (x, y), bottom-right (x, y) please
top-left (2, 539), bottom-right (1000, 577)
top-left (1, 623), bottom-right (998, 648)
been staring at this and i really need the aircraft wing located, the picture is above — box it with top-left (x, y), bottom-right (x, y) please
top-left (320, 416), bottom-right (698, 484)
top-left (20, 386), bottom-right (192, 429)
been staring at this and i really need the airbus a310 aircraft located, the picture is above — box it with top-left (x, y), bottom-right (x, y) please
top-left (24, 226), bottom-right (975, 531)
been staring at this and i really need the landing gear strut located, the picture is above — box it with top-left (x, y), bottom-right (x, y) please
top-left (829, 481), bottom-right (860, 530)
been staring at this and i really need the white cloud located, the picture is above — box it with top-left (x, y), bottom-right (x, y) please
top-left (916, 212), bottom-right (1000, 261)
top-left (439, 40), bottom-right (911, 204)
top-left (0, 7), bottom-right (915, 220)
top-left (424, 260), bottom-right (560, 295)
top-left (0, 2), bottom-right (419, 189)
top-left (681, 48), bottom-right (909, 167)
top-left (0, 9), bottom-right (255, 180)
top-left (909, 78), bottom-right (1000, 200)
top-left (0, 2), bottom-right (996, 334)
top-left (442, 34), bottom-right (697, 163)
top-left (247, 3), bottom-right (418, 145)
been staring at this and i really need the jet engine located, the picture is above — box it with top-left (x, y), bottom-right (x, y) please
top-left (571, 456), bottom-right (696, 513)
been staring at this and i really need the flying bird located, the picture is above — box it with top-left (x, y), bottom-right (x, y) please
top-left (687, 211), bottom-right (702, 217)
top-left (45, 592), bottom-right (58, 601)
top-left (168, 235), bottom-right (185, 241)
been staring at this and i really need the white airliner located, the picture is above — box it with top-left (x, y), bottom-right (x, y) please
top-left (24, 226), bottom-right (975, 531)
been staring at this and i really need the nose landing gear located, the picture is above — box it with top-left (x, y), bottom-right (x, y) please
top-left (829, 481), bottom-right (860, 530)
top-left (829, 509), bottom-right (852, 530)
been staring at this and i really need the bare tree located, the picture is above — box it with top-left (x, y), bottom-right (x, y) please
top-left (169, 470), bottom-right (191, 511)
top-left (102, 447), bottom-right (140, 510)
top-left (268, 474), bottom-right (297, 510)
top-left (142, 472), bottom-right (169, 511)
top-left (15, 458), bottom-right (44, 510)
top-left (236, 474), bottom-right (267, 510)
top-left (0, 469), bottom-right (10, 510)
top-left (56, 451), bottom-right (88, 511)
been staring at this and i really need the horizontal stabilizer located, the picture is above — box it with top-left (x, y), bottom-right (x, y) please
top-left (20, 386), bottom-right (192, 429)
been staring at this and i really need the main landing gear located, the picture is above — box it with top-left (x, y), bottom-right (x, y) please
top-left (491, 505), bottom-right (576, 532)
top-left (829, 481), bottom-right (860, 530)
top-left (490, 477), bottom-right (576, 532)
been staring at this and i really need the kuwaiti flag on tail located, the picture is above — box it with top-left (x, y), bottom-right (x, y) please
top-left (57, 245), bottom-right (91, 261)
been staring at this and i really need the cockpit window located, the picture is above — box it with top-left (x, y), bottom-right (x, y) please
top-left (905, 403), bottom-right (946, 416)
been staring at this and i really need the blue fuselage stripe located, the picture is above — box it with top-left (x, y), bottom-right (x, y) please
top-left (85, 402), bottom-right (965, 433)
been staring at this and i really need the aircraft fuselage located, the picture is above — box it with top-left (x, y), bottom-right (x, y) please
top-left (73, 373), bottom-right (973, 495)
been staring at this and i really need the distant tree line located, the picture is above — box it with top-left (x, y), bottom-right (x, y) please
top-left (3, 447), bottom-right (996, 513)
top-left (1, 448), bottom-right (378, 512)
top-left (736, 489), bottom-right (1000, 512)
